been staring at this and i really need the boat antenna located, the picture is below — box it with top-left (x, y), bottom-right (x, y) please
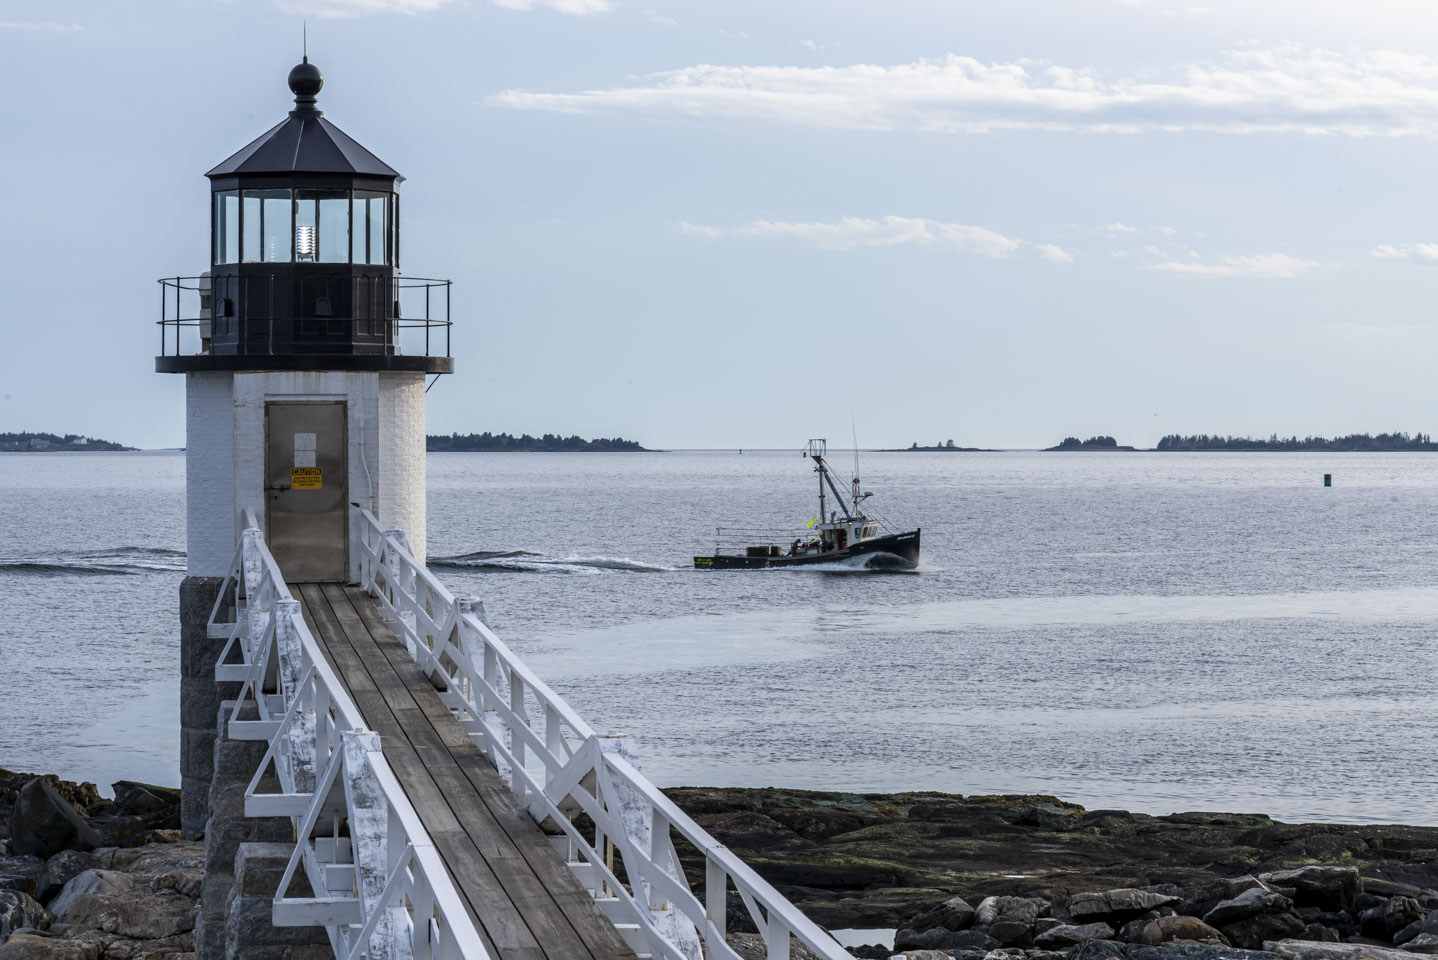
top-left (851, 411), bottom-right (861, 515)
top-left (303, 21), bottom-right (308, 61)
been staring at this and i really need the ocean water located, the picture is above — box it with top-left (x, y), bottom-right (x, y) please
top-left (1, 449), bottom-right (1435, 823)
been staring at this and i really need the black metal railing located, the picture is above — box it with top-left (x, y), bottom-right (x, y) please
top-left (156, 274), bottom-right (451, 359)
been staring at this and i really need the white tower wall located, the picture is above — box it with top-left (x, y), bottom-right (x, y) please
top-left (184, 369), bottom-right (427, 580)
top-left (185, 372), bottom-right (238, 577)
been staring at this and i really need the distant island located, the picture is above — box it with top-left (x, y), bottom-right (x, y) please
top-left (427, 432), bottom-right (649, 452)
top-left (0, 432), bottom-right (134, 452)
top-left (886, 440), bottom-right (993, 452)
top-left (1046, 436), bottom-right (1136, 451)
top-left (1156, 432), bottom-right (1438, 452)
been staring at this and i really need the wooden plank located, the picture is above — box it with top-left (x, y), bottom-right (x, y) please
top-left (340, 585), bottom-right (641, 960)
top-left (310, 584), bottom-right (627, 960)
top-left (295, 585), bottom-right (548, 960)
top-left (324, 589), bottom-right (606, 960)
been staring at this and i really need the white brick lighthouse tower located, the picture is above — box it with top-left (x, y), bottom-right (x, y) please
top-left (159, 57), bottom-right (452, 838)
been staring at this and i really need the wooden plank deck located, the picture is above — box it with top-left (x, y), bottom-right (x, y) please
top-left (294, 582), bottom-right (639, 960)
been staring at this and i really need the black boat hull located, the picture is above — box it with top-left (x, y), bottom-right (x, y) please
top-left (695, 529), bottom-right (920, 570)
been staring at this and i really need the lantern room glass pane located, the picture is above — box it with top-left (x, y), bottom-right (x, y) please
top-left (214, 191), bottom-right (239, 265)
top-left (241, 189), bottom-right (292, 263)
top-left (318, 193), bottom-right (350, 263)
top-left (241, 193), bottom-right (261, 262)
top-left (353, 191), bottom-right (390, 265)
top-left (368, 195), bottom-right (388, 265)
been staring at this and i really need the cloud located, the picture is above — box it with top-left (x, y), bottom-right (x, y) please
top-left (492, 45), bottom-right (1438, 136)
top-left (490, 0), bottom-right (613, 13)
top-left (677, 221), bottom-right (724, 239)
top-left (0, 21), bottom-right (82, 30)
top-left (1148, 253), bottom-right (1321, 278)
top-left (277, 0), bottom-right (609, 15)
top-left (1105, 222), bottom-right (1141, 236)
top-left (1373, 243), bottom-right (1438, 262)
top-left (682, 215), bottom-right (1071, 261)
top-left (275, 0), bottom-right (455, 14)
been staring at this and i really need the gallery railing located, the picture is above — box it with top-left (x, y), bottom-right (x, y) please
top-left (156, 275), bottom-right (452, 359)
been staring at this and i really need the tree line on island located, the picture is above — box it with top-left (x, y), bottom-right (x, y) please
top-left (427, 432), bottom-right (648, 452)
top-left (894, 432), bottom-right (1438, 452)
top-left (0, 432), bottom-right (133, 452)
top-left (1155, 432), bottom-right (1438, 451)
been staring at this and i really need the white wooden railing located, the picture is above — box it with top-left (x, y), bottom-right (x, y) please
top-left (210, 510), bottom-right (492, 960)
top-left (355, 508), bottom-right (853, 960)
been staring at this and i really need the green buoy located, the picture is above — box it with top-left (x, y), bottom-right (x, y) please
top-left (1324, 473), bottom-right (1332, 487)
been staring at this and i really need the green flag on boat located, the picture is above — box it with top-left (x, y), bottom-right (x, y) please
top-left (806, 517), bottom-right (817, 528)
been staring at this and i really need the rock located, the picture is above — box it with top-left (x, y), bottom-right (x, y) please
top-left (33, 853), bottom-right (96, 904)
top-left (0, 857), bottom-right (44, 897)
top-left (0, 929), bottom-right (104, 960)
top-left (0, 891), bottom-right (48, 940)
top-left (1380, 895), bottom-right (1423, 937)
top-left (1154, 915), bottom-right (1230, 944)
top-left (1033, 921), bottom-right (1116, 948)
top-left (1225, 876), bottom-right (1275, 898)
top-left (46, 869), bottom-right (195, 941)
top-left (974, 895), bottom-right (1047, 928)
top-left (1265, 939), bottom-right (1433, 960)
top-left (1263, 866), bottom-right (1362, 912)
top-left (971, 895), bottom-right (1046, 946)
top-left (905, 894), bottom-right (976, 933)
top-left (91, 843), bottom-right (202, 876)
top-left (1221, 910), bottom-right (1305, 950)
top-left (1068, 940), bottom-right (1126, 960)
top-left (1406, 933), bottom-right (1438, 954)
top-left (1119, 918), bottom-right (1160, 944)
top-left (1069, 888), bottom-right (1181, 925)
top-left (890, 952), bottom-right (952, 960)
top-left (1128, 947), bottom-right (1283, 960)
top-left (80, 819), bottom-right (153, 852)
top-left (1396, 910), bottom-right (1438, 945)
top-left (1033, 917), bottom-right (1066, 935)
top-left (8, 782), bottom-right (101, 860)
top-left (1300, 922), bottom-right (1340, 942)
top-left (1363, 878), bottom-right (1432, 901)
top-left (893, 926), bottom-right (998, 951)
top-left (106, 784), bottom-right (177, 823)
top-left (1204, 887), bottom-right (1293, 927)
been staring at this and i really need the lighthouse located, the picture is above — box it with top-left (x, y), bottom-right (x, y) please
top-left (161, 58), bottom-right (453, 838)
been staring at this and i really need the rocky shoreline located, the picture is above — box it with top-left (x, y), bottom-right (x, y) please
top-left (0, 769), bottom-right (198, 960)
top-left (665, 787), bottom-right (1438, 960)
top-left (4, 771), bottom-right (1438, 960)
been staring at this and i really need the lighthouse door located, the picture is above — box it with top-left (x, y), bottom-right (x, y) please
top-left (265, 402), bottom-right (348, 582)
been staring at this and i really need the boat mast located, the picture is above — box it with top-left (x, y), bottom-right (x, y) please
top-left (809, 439), bottom-right (827, 525)
top-left (807, 439), bottom-right (854, 524)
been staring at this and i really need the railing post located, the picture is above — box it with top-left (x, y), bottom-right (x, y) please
top-left (706, 858), bottom-right (727, 941)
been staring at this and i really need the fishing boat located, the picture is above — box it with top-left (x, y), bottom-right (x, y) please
top-left (694, 439), bottom-right (921, 569)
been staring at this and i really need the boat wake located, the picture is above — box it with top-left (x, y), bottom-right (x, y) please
top-left (0, 547), bottom-right (187, 577)
top-left (767, 551), bottom-right (923, 574)
top-left (429, 550), bottom-right (676, 575)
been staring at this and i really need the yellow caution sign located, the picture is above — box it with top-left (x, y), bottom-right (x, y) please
top-left (291, 467), bottom-right (323, 490)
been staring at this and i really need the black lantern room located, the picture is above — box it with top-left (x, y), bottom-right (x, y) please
top-left (157, 59), bottom-right (452, 373)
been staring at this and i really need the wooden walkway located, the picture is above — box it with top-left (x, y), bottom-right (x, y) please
top-left (294, 582), bottom-right (638, 960)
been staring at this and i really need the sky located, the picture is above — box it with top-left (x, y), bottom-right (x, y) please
top-left (4, 0), bottom-right (1438, 449)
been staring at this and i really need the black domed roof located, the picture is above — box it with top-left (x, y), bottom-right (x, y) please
top-left (206, 60), bottom-right (401, 181)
